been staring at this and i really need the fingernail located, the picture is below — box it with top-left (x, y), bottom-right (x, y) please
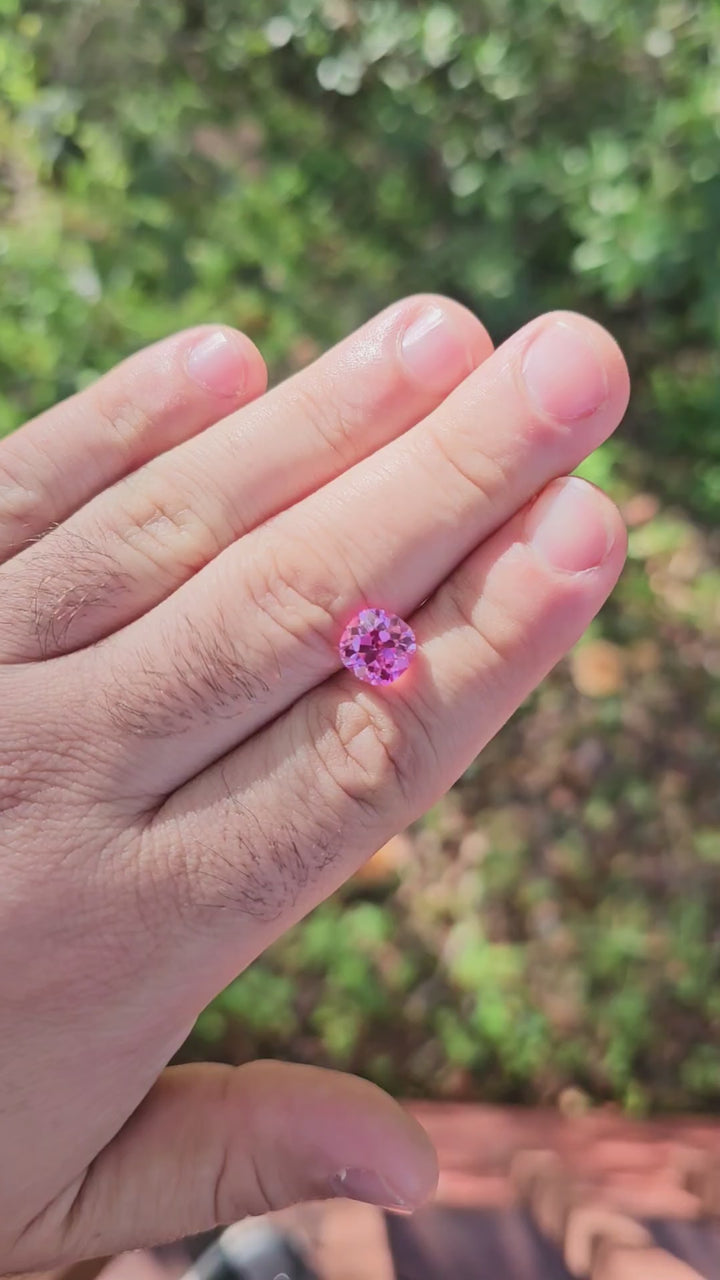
top-left (329, 1166), bottom-right (413, 1213)
top-left (400, 306), bottom-right (472, 391)
top-left (186, 329), bottom-right (247, 397)
top-left (526, 477), bottom-right (616, 573)
top-left (522, 320), bottom-right (609, 421)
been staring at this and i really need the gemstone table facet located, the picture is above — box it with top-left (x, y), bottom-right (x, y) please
top-left (339, 608), bottom-right (417, 686)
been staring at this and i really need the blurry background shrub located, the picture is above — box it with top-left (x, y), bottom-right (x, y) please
top-left (0, 0), bottom-right (718, 1111)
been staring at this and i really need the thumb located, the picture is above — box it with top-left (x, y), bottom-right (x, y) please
top-left (14, 1061), bottom-right (438, 1270)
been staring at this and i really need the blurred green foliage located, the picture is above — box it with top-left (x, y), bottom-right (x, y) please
top-left (1, 0), bottom-right (719, 1110)
top-left (2, 0), bottom-right (720, 513)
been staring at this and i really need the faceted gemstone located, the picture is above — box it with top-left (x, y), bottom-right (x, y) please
top-left (339, 607), bottom-right (417, 686)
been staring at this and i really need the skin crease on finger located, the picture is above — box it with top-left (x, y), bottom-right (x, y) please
top-left (0, 299), bottom-right (631, 1271)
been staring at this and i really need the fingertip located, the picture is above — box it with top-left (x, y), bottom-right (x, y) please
top-left (559, 310), bottom-right (631, 420)
top-left (573, 477), bottom-right (629, 583)
top-left (268, 1062), bottom-right (438, 1212)
top-left (525, 310), bottom-right (631, 425)
top-left (184, 325), bottom-right (268, 401)
top-left (331, 1079), bottom-right (439, 1211)
top-left (397, 1109), bottom-right (440, 1208)
top-left (416, 292), bottom-right (495, 364)
top-left (526, 476), bottom-right (626, 576)
top-left (398, 294), bottom-right (494, 391)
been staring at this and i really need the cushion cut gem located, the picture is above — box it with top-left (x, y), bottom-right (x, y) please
top-left (339, 608), bottom-right (417, 686)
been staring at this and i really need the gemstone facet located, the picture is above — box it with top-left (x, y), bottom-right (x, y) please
top-left (339, 608), bottom-right (417, 686)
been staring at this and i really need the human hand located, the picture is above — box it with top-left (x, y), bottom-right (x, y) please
top-left (0, 296), bottom-right (628, 1269)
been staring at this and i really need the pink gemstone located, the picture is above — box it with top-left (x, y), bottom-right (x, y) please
top-left (339, 608), bottom-right (417, 686)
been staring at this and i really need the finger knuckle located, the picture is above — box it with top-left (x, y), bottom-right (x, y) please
top-left (245, 532), bottom-right (347, 665)
top-left (92, 384), bottom-right (155, 452)
top-left (211, 1066), bottom-right (279, 1222)
top-left (426, 419), bottom-right (509, 509)
top-left (288, 378), bottom-right (368, 469)
top-left (440, 567), bottom-right (518, 680)
top-left (0, 452), bottom-right (44, 552)
top-left (308, 688), bottom-right (421, 821)
top-left (112, 469), bottom-right (229, 581)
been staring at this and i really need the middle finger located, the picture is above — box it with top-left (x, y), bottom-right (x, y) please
top-left (94, 311), bottom-right (629, 798)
